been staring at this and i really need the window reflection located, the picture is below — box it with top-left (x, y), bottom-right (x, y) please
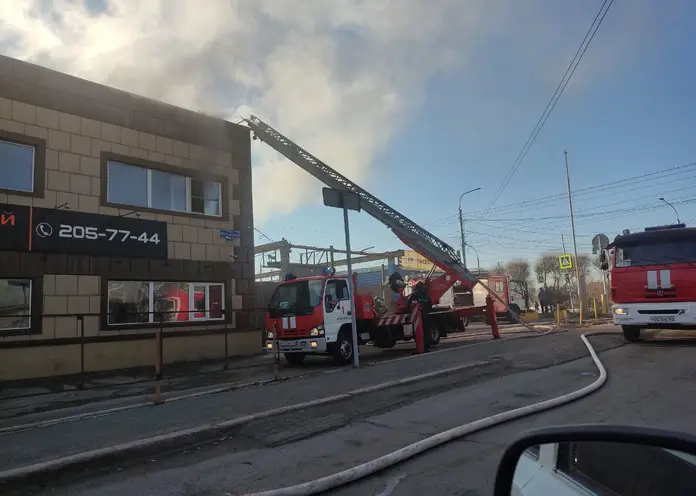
top-left (0, 279), bottom-right (31, 331)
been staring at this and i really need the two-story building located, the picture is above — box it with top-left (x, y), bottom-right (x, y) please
top-left (0, 55), bottom-right (257, 381)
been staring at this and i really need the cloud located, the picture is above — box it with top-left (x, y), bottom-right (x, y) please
top-left (0, 1), bottom-right (659, 223)
top-left (0, 0), bottom-right (497, 222)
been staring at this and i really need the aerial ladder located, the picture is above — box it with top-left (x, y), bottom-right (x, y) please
top-left (244, 115), bottom-right (533, 331)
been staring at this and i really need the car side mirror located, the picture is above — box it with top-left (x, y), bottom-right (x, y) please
top-left (493, 425), bottom-right (696, 496)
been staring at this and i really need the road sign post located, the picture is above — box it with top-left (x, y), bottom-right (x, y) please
top-left (322, 188), bottom-right (361, 368)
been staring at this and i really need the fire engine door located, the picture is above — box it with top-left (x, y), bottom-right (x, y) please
top-left (323, 278), bottom-right (352, 342)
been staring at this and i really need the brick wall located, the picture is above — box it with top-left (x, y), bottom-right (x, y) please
top-left (0, 99), bottom-right (242, 263)
top-left (0, 56), bottom-right (257, 345)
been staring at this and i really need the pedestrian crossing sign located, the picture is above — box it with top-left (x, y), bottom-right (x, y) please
top-left (559, 254), bottom-right (573, 270)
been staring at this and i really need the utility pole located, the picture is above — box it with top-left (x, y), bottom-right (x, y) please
top-left (458, 187), bottom-right (482, 269)
top-left (564, 151), bottom-right (583, 324)
top-left (458, 213), bottom-right (466, 268)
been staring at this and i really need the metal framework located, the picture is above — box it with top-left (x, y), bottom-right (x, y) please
top-left (245, 116), bottom-right (477, 285)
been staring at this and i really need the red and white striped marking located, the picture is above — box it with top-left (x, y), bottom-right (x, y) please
top-left (410, 304), bottom-right (420, 331)
top-left (377, 314), bottom-right (409, 326)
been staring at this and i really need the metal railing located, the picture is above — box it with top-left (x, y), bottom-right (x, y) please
top-left (0, 308), bottom-right (268, 395)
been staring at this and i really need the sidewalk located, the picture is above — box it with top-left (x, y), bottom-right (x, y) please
top-left (0, 353), bottom-right (275, 421)
top-left (0, 325), bottom-right (543, 427)
top-left (0, 330), bottom-right (567, 480)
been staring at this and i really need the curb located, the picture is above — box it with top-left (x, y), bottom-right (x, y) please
top-left (0, 376), bottom-right (287, 435)
top-left (0, 360), bottom-right (491, 489)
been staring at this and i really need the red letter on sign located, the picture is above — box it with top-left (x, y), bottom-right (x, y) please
top-left (0, 213), bottom-right (16, 226)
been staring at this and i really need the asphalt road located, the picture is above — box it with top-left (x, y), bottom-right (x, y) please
top-left (14, 325), bottom-right (690, 496)
top-left (2, 326), bottom-right (650, 496)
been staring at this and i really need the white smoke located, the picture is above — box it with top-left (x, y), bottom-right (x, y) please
top-left (0, 1), bottom-right (658, 223)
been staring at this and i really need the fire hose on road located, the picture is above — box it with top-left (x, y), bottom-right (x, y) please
top-left (239, 330), bottom-right (615, 496)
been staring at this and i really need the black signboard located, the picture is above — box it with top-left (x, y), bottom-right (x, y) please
top-left (0, 203), bottom-right (168, 259)
top-left (0, 204), bottom-right (32, 252)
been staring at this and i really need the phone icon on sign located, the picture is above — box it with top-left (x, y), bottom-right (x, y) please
top-left (36, 222), bottom-right (53, 238)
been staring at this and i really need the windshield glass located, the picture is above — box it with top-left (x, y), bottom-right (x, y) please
top-left (615, 241), bottom-right (696, 267)
top-left (269, 279), bottom-right (324, 310)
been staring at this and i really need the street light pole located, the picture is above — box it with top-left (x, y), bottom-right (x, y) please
top-left (564, 151), bottom-right (583, 324)
top-left (465, 242), bottom-right (480, 273)
top-left (659, 197), bottom-right (681, 224)
top-left (458, 187), bottom-right (482, 269)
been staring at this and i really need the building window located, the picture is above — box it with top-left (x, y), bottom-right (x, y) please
top-left (107, 281), bottom-right (225, 325)
top-left (0, 279), bottom-right (32, 331)
top-left (0, 139), bottom-right (35, 193)
top-left (106, 161), bottom-right (222, 217)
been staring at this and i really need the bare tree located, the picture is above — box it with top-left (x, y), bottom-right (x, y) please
top-left (505, 259), bottom-right (533, 309)
top-left (491, 262), bottom-right (507, 276)
top-left (535, 254), bottom-right (562, 289)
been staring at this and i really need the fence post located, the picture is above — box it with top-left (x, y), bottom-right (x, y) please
top-left (223, 309), bottom-right (229, 370)
top-left (593, 297), bottom-right (598, 319)
top-left (556, 303), bottom-right (561, 327)
top-left (153, 312), bottom-right (164, 405)
top-left (77, 314), bottom-right (85, 389)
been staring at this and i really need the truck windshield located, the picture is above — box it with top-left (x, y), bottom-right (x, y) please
top-left (615, 240), bottom-right (696, 267)
top-left (269, 279), bottom-right (324, 310)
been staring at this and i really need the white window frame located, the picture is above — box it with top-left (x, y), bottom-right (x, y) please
top-left (107, 281), bottom-right (225, 326)
top-left (0, 278), bottom-right (32, 331)
top-left (0, 139), bottom-right (36, 193)
top-left (106, 161), bottom-right (222, 218)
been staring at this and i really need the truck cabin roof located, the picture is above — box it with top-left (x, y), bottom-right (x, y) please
top-left (610, 226), bottom-right (696, 249)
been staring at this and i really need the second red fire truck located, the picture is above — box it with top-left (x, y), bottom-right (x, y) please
top-left (601, 223), bottom-right (696, 342)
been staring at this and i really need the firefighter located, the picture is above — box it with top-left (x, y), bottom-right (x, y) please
top-left (408, 281), bottom-right (433, 352)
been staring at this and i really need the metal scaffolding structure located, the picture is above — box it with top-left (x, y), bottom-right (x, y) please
top-left (254, 239), bottom-right (403, 281)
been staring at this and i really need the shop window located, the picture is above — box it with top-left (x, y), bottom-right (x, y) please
top-left (107, 281), bottom-right (150, 325)
top-left (106, 161), bottom-right (222, 217)
top-left (107, 280), bottom-right (225, 325)
top-left (0, 279), bottom-right (32, 331)
top-left (0, 139), bottom-right (35, 193)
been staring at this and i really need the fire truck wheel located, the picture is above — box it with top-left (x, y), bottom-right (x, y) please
top-left (622, 326), bottom-right (641, 342)
top-left (332, 328), bottom-right (354, 365)
top-left (284, 353), bottom-right (307, 365)
top-left (429, 325), bottom-right (441, 346)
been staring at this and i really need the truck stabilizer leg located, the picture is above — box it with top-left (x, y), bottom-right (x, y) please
top-left (413, 302), bottom-right (425, 354)
top-left (486, 294), bottom-right (501, 340)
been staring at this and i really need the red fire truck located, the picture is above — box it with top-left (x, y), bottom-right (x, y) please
top-left (600, 223), bottom-right (696, 342)
top-left (247, 116), bottom-right (524, 365)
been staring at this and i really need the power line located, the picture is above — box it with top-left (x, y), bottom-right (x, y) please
top-left (422, 160), bottom-right (696, 230)
top-left (480, 0), bottom-right (615, 217)
top-left (473, 161), bottom-right (696, 217)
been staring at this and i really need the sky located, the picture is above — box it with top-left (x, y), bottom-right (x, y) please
top-left (1, 0), bottom-right (695, 278)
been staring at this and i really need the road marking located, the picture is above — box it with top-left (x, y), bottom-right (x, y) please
top-left (376, 473), bottom-right (407, 496)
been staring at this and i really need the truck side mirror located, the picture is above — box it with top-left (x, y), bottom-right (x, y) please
top-left (598, 251), bottom-right (609, 271)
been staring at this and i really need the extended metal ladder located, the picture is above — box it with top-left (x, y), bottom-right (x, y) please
top-left (245, 115), bottom-right (478, 285)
